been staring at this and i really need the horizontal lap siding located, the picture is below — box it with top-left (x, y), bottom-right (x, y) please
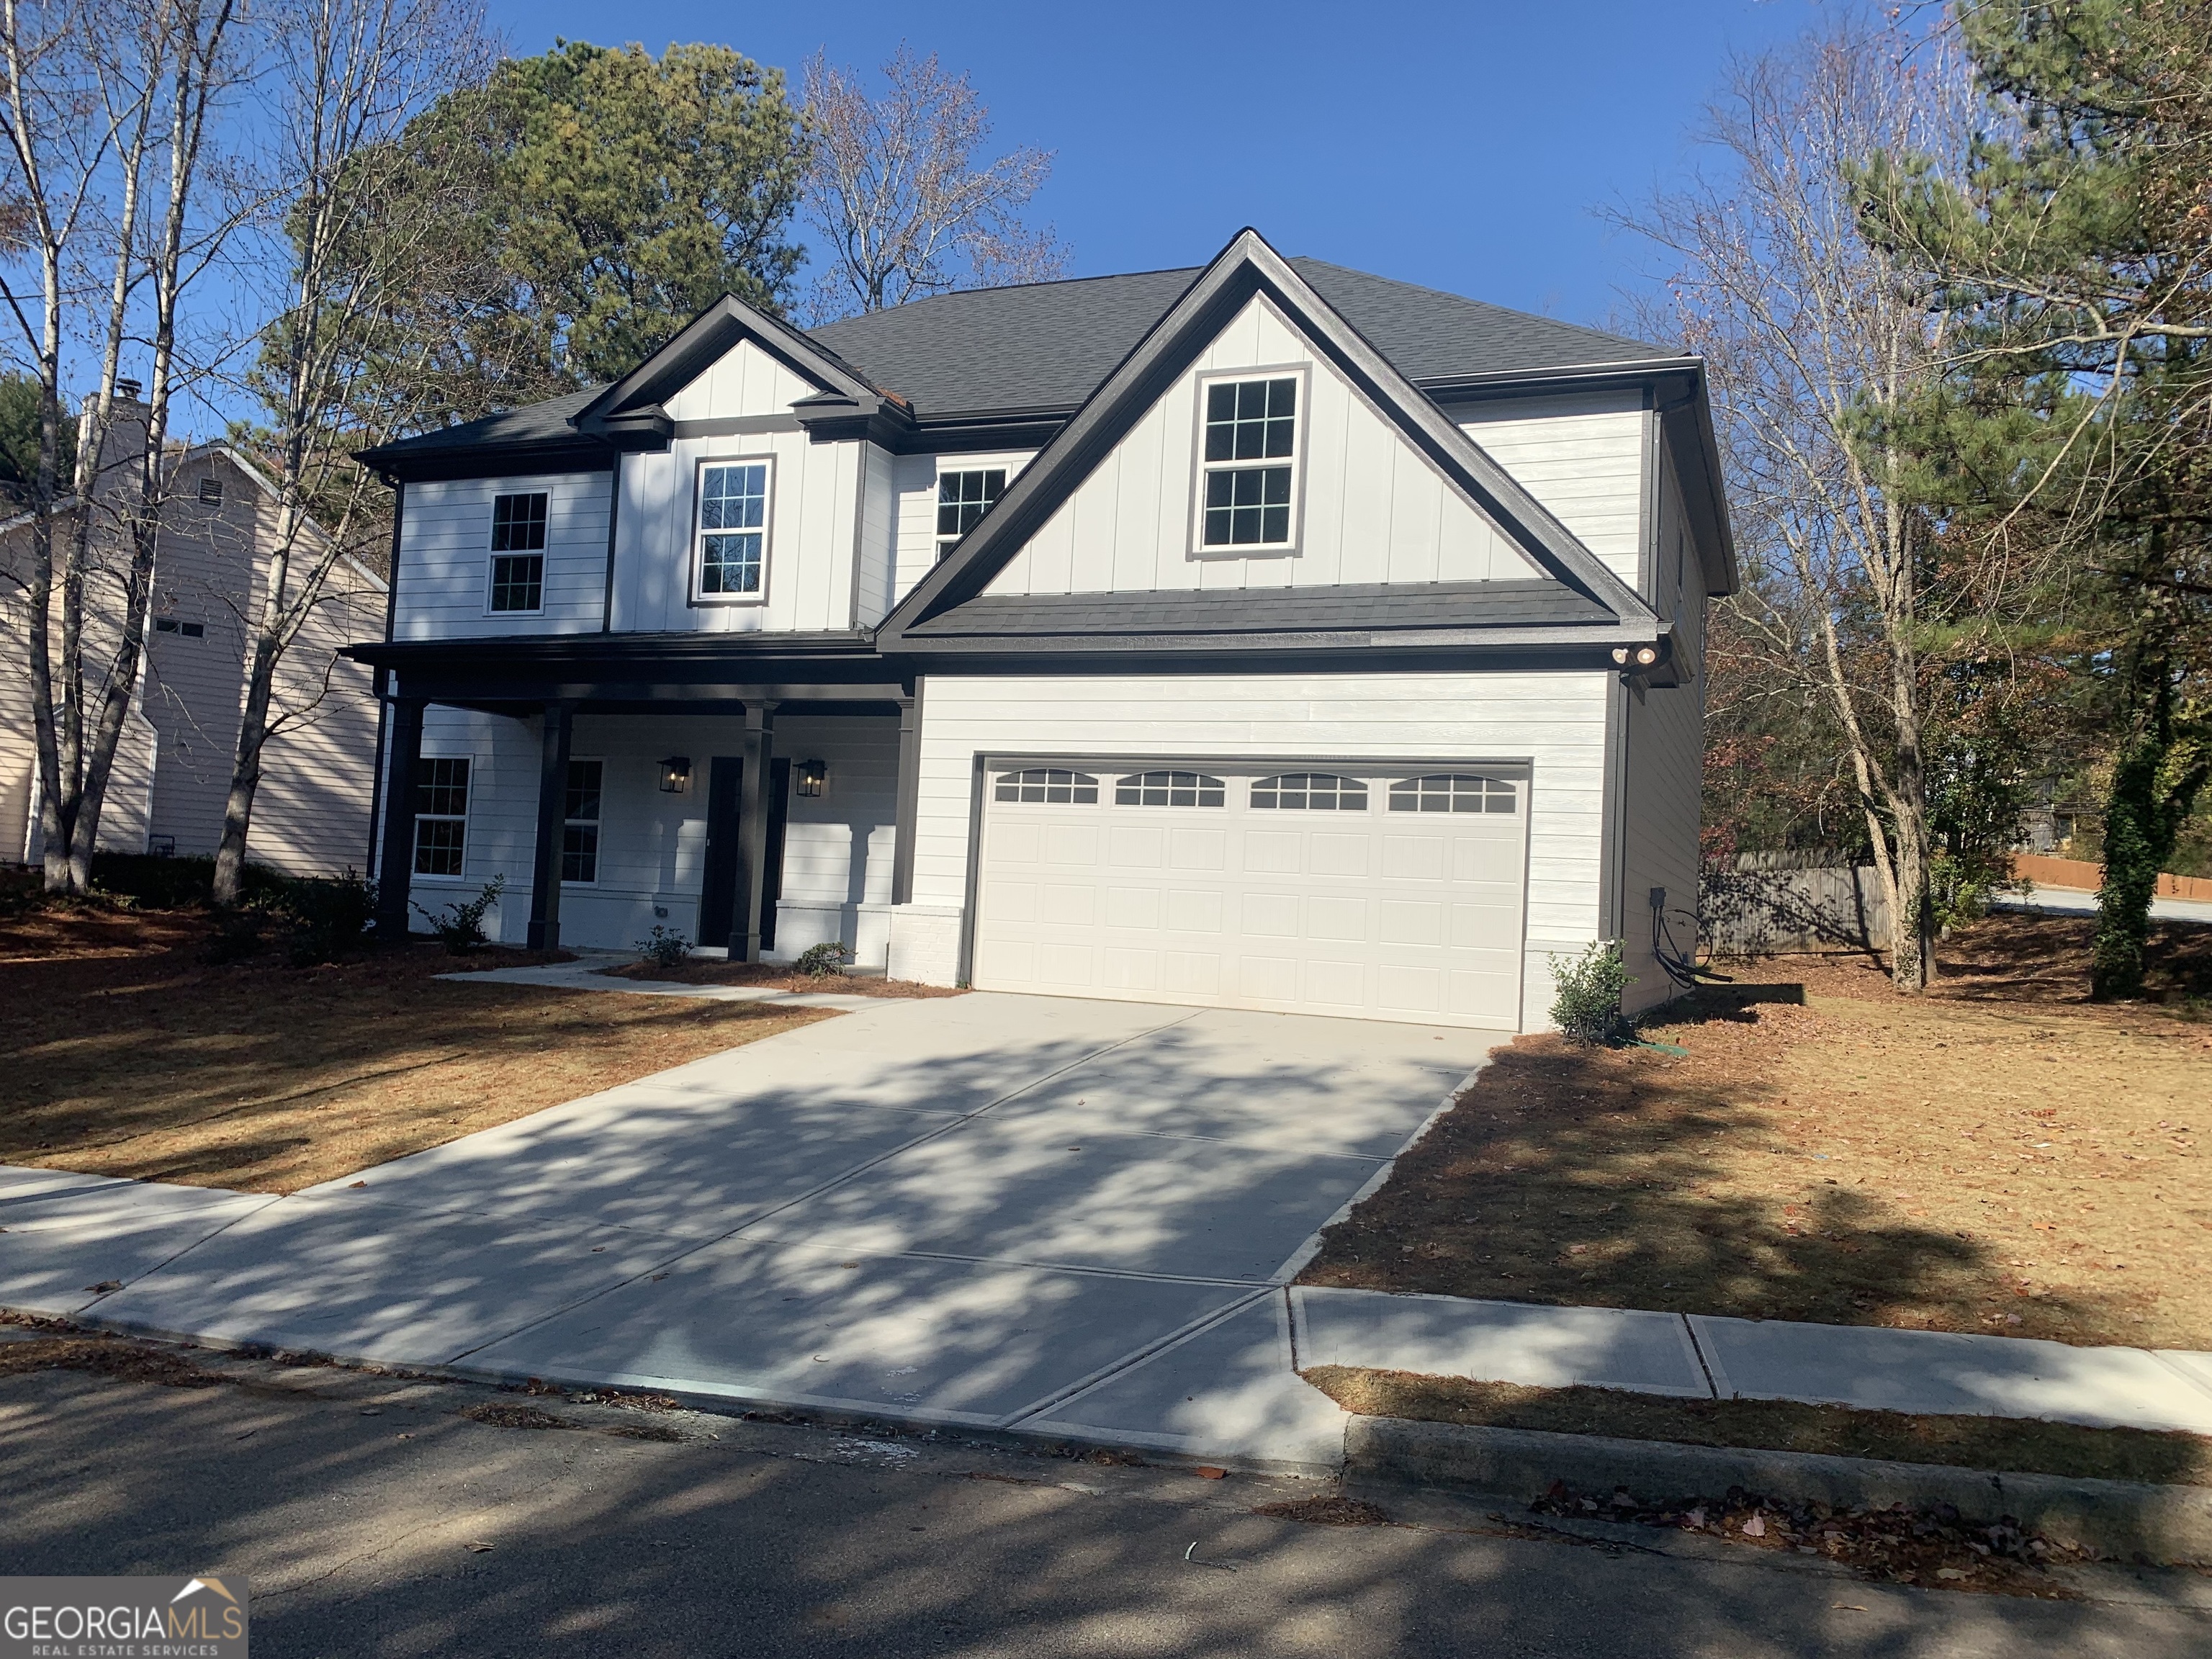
top-left (775, 716), bottom-right (899, 909)
top-left (251, 570), bottom-right (385, 877)
top-left (396, 472), bottom-right (610, 638)
top-left (1457, 393), bottom-right (1645, 590)
top-left (896, 449), bottom-right (1036, 603)
top-left (913, 670), bottom-right (1612, 1022)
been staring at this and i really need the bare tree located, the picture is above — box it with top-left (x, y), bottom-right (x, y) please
top-left (1615, 19), bottom-right (1978, 991)
top-left (801, 45), bottom-right (1066, 319)
top-left (0, 0), bottom-right (239, 893)
top-left (207, 0), bottom-right (490, 905)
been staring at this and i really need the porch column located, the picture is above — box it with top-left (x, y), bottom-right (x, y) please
top-left (734, 699), bottom-right (778, 961)
top-left (891, 688), bottom-right (921, 905)
top-left (526, 701), bottom-right (575, 950)
top-left (374, 696), bottom-right (425, 940)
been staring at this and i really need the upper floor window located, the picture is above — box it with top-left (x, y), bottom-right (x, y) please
top-left (938, 468), bottom-right (1006, 562)
top-left (413, 757), bottom-right (470, 876)
top-left (1197, 374), bottom-right (1300, 552)
top-left (153, 616), bottom-right (205, 639)
top-left (1115, 770), bottom-right (1226, 808)
top-left (696, 460), bottom-right (770, 601)
top-left (562, 759), bottom-right (603, 884)
top-left (1388, 773), bottom-right (1519, 815)
top-left (488, 491), bottom-right (547, 613)
top-left (197, 475), bottom-right (223, 505)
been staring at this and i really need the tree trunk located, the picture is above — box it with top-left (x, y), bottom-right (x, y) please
top-left (212, 634), bottom-right (282, 906)
top-left (2092, 637), bottom-right (2211, 1000)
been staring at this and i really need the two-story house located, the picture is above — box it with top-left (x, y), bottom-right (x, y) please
top-left (351, 230), bottom-right (1734, 1029)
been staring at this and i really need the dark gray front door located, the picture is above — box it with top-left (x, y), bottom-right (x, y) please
top-left (698, 756), bottom-right (789, 950)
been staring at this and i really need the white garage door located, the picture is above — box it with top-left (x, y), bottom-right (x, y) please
top-left (973, 762), bottom-right (1529, 1028)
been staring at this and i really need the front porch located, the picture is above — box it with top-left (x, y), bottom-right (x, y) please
top-left (361, 639), bottom-right (927, 968)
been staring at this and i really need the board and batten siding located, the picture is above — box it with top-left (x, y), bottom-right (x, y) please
top-left (892, 449), bottom-right (1036, 606)
top-left (1455, 391), bottom-right (1647, 591)
top-left (1617, 437), bottom-right (1708, 1013)
top-left (394, 471), bottom-right (611, 638)
top-left (986, 294), bottom-right (1542, 598)
top-left (907, 670), bottom-right (1616, 1027)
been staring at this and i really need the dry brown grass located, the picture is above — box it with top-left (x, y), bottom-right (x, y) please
top-left (1300, 914), bottom-right (2212, 1350)
top-left (1305, 1366), bottom-right (2212, 1488)
top-left (0, 906), bottom-right (832, 1193)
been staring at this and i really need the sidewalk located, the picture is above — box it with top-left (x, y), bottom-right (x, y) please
top-left (9, 1160), bottom-right (2211, 1468)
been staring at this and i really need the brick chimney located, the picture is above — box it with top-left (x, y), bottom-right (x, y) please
top-left (82, 379), bottom-right (150, 503)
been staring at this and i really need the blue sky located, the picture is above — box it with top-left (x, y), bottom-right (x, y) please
top-left (477, 0), bottom-right (1834, 334)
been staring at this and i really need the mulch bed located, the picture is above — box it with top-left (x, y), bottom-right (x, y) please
top-left (1299, 912), bottom-right (2212, 1350)
top-left (604, 959), bottom-right (965, 997)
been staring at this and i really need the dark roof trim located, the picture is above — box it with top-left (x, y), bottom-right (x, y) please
top-left (362, 438), bottom-right (613, 485)
top-left (345, 627), bottom-right (883, 671)
top-left (878, 229), bottom-right (1659, 645)
top-left (905, 580), bottom-right (1619, 642)
top-left (573, 295), bottom-right (883, 441)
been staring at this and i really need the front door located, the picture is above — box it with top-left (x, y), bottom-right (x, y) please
top-left (698, 756), bottom-right (791, 951)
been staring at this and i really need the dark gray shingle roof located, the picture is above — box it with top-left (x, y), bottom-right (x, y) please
top-left (810, 258), bottom-right (1672, 417)
top-left (907, 580), bottom-right (1614, 640)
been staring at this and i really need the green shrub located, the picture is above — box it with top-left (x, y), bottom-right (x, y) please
top-left (1548, 939), bottom-right (1631, 1045)
top-left (413, 874), bottom-right (505, 953)
top-left (276, 870), bottom-right (377, 965)
top-left (637, 925), bottom-right (691, 967)
top-left (201, 907), bottom-right (267, 964)
top-left (794, 940), bottom-right (853, 979)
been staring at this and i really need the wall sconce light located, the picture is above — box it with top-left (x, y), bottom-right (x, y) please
top-left (796, 757), bottom-right (828, 797)
top-left (657, 755), bottom-right (692, 793)
top-left (1610, 645), bottom-right (1661, 667)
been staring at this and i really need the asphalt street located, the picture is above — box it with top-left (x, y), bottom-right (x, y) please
top-left (3, 1345), bottom-right (2208, 1658)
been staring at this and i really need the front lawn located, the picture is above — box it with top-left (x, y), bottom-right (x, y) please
top-left (1300, 913), bottom-right (2212, 1351)
top-left (0, 905), bottom-right (832, 1194)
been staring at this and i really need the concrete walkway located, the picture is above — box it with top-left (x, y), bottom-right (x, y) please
top-left (6, 990), bottom-right (2212, 1469)
top-left (1997, 884), bottom-right (2212, 925)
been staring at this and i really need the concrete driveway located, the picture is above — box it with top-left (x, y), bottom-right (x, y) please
top-left (14, 994), bottom-right (1494, 1464)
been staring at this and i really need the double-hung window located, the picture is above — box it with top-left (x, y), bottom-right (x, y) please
top-left (696, 460), bottom-right (771, 600)
top-left (562, 760), bottom-right (602, 884)
top-left (413, 757), bottom-right (470, 876)
top-left (488, 492), bottom-right (547, 613)
top-left (937, 468), bottom-right (1006, 562)
top-left (1196, 373), bottom-right (1301, 552)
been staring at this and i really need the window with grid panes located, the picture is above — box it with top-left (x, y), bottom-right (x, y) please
top-left (488, 492), bottom-right (547, 611)
top-left (1387, 773), bottom-right (1518, 814)
top-left (697, 462), bottom-right (770, 596)
top-left (413, 757), bottom-right (470, 875)
top-left (1199, 377), bottom-right (1298, 549)
top-left (993, 767), bottom-right (1098, 804)
top-left (1114, 770), bottom-right (1226, 807)
top-left (937, 469), bottom-right (1006, 561)
top-left (1250, 773), bottom-right (1367, 810)
top-left (562, 759), bottom-right (602, 883)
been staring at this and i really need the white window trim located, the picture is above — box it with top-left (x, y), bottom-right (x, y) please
top-left (935, 464), bottom-right (1009, 564)
top-left (560, 755), bottom-right (604, 888)
top-left (411, 753), bottom-right (474, 884)
top-left (1187, 363), bottom-right (1310, 561)
top-left (689, 454), bottom-right (775, 608)
top-left (483, 490), bottom-right (550, 617)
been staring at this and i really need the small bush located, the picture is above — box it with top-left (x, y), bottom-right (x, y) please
top-left (637, 925), bottom-right (691, 968)
top-left (201, 907), bottom-right (267, 965)
top-left (794, 940), bottom-right (854, 979)
top-left (413, 874), bottom-right (505, 954)
top-left (1549, 939), bottom-right (1631, 1045)
top-left (277, 870), bottom-right (377, 965)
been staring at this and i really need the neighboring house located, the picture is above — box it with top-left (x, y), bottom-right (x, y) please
top-left (0, 388), bottom-right (387, 876)
top-left (351, 230), bottom-right (1736, 1029)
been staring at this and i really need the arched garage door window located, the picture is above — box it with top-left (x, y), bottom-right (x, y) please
top-left (1249, 773), bottom-right (1367, 810)
top-left (1114, 770), bottom-right (1226, 807)
top-left (994, 768), bottom-right (1099, 804)
top-left (1388, 773), bottom-right (1519, 814)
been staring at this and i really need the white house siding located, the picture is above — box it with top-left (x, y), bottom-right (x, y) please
top-left (1617, 440), bottom-right (1709, 1014)
top-left (611, 432), bottom-right (859, 634)
top-left (1455, 391), bottom-right (1647, 590)
top-left (893, 449), bottom-right (1035, 604)
top-left (398, 704), bottom-right (899, 959)
top-left (851, 446), bottom-right (898, 627)
top-left (394, 471), bottom-right (611, 639)
top-left (904, 670), bottom-right (1614, 1026)
top-left (660, 338), bottom-right (820, 423)
top-left (986, 295), bottom-right (1538, 598)
top-left (251, 568), bottom-right (385, 877)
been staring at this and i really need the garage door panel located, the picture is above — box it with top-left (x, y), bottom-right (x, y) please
top-left (1242, 830), bottom-right (1303, 873)
top-left (1308, 833), bottom-right (1372, 878)
top-left (975, 760), bottom-right (1528, 1030)
top-left (1306, 896), bottom-right (1368, 941)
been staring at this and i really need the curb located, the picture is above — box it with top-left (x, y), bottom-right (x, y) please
top-left (1344, 1416), bottom-right (2212, 1565)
